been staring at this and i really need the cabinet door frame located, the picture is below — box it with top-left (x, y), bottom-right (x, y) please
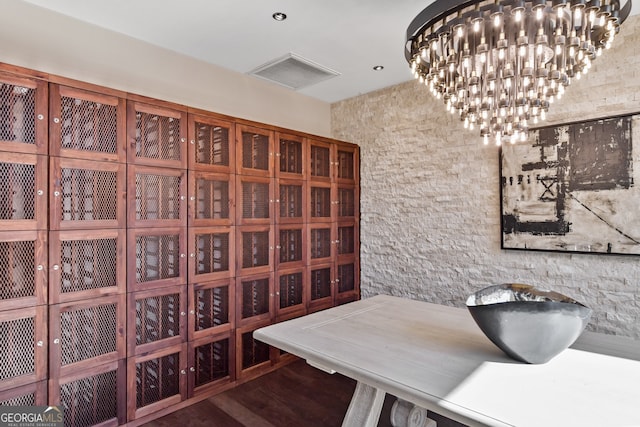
top-left (276, 178), bottom-right (307, 225)
top-left (275, 267), bottom-right (308, 321)
top-left (236, 273), bottom-right (274, 328)
top-left (188, 279), bottom-right (235, 341)
top-left (235, 175), bottom-right (274, 226)
top-left (235, 124), bottom-right (274, 177)
top-left (0, 71), bottom-right (48, 155)
top-left (235, 225), bottom-right (274, 277)
top-left (127, 100), bottom-right (188, 169)
top-left (275, 132), bottom-right (306, 180)
top-left (0, 152), bottom-right (47, 231)
top-left (188, 170), bottom-right (235, 227)
top-left (49, 84), bottom-right (126, 162)
top-left (188, 113), bottom-right (235, 174)
top-left (187, 331), bottom-right (235, 398)
top-left (188, 226), bottom-right (236, 283)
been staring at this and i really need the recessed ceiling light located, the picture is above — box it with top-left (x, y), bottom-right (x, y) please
top-left (373, 65), bottom-right (384, 71)
top-left (272, 12), bottom-right (287, 21)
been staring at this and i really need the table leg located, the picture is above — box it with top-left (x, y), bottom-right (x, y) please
top-left (341, 381), bottom-right (386, 427)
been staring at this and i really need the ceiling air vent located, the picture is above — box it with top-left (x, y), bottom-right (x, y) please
top-left (249, 53), bottom-right (340, 90)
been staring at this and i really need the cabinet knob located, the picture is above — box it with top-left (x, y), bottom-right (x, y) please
top-left (53, 117), bottom-right (60, 124)
top-left (190, 367), bottom-right (195, 372)
top-left (180, 369), bottom-right (186, 375)
top-left (180, 138), bottom-right (186, 143)
top-left (37, 265), bottom-right (43, 271)
top-left (180, 253), bottom-right (186, 258)
top-left (190, 139), bottom-right (195, 145)
top-left (37, 190), bottom-right (44, 196)
top-left (276, 245), bottom-right (281, 249)
top-left (53, 338), bottom-right (60, 344)
top-left (37, 114), bottom-right (44, 120)
top-left (52, 265), bottom-right (59, 271)
top-left (53, 191), bottom-right (60, 197)
top-left (36, 340), bottom-right (43, 347)
top-left (190, 253), bottom-right (195, 258)
top-left (189, 310), bottom-right (195, 315)
top-left (180, 311), bottom-right (186, 316)
top-left (190, 196), bottom-right (195, 201)
top-left (180, 196), bottom-right (186, 201)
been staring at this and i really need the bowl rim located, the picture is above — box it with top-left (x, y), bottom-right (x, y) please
top-left (466, 283), bottom-right (589, 308)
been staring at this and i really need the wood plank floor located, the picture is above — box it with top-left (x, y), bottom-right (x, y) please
top-left (141, 360), bottom-right (464, 427)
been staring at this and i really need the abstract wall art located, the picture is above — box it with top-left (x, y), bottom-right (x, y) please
top-left (500, 114), bottom-right (640, 255)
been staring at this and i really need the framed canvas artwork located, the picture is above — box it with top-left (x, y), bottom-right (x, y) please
top-left (500, 113), bottom-right (640, 255)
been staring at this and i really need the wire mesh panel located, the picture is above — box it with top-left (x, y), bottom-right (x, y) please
top-left (310, 144), bottom-right (330, 179)
top-left (310, 186), bottom-right (332, 219)
top-left (0, 230), bottom-right (46, 310)
top-left (133, 167), bottom-right (185, 226)
top-left (189, 116), bottom-right (233, 172)
top-left (50, 158), bottom-right (124, 230)
top-left (278, 136), bottom-right (303, 176)
top-left (0, 152), bottom-right (46, 230)
top-left (240, 230), bottom-right (270, 271)
top-left (130, 229), bottom-right (186, 291)
top-left (131, 286), bottom-right (187, 355)
top-left (279, 182), bottom-right (303, 221)
top-left (50, 230), bottom-right (124, 303)
top-left (240, 330), bottom-right (270, 371)
top-left (278, 271), bottom-right (304, 310)
top-left (132, 346), bottom-right (186, 418)
top-left (0, 306), bottom-right (46, 391)
top-left (190, 172), bottom-right (232, 226)
top-left (310, 266), bottom-right (332, 302)
top-left (0, 73), bottom-right (46, 154)
top-left (338, 263), bottom-right (356, 293)
top-left (239, 276), bottom-right (270, 322)
top-left (240, 129), bottom-right (270, 173)
top-left (278, 228), bottom-right (303, 265)
top-left (338, 187), bottom-right (356, 218)
top-left (191, 281), bottom-right (232, 338)
top-left (338, 225), bottom-right (355, 255)
top-left (129, 101), bottom-right (186, 168)
top-left (337, 148), bottom-right (355, 181)
top-left (56, 360), bottom-right (125, 427)
top-left (240, 180), bottom-right (270, 221)
top-left (50, 85), bottom-right (125, 162)
top-left (310, 227), bottom-right (332, 260)
top-left (191, 336), bottom-right (231, 391)
top-left (51, 295), bottom-right (125, 375)
top-left (189, 228), bottom-right (233, 282)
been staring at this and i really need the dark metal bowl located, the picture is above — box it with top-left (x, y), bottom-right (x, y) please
top-left (466, 284), bottom-right (592, 364)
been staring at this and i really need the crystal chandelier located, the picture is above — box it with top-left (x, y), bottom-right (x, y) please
top-left (405, 0), bottom-right (632, 145)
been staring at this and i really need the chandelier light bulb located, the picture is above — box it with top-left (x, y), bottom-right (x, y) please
top-left (405, 0), bottom-right (631, 144)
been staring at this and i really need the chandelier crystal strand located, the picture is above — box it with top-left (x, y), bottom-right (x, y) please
top-left (406, 0), bottom-right (631, 145)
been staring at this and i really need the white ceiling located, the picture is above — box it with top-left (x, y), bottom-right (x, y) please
top-left (21, 0), bottom-right (638, 104)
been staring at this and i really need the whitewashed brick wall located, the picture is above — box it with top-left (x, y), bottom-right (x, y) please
top-left (331, 15), bottom-right (640, 338)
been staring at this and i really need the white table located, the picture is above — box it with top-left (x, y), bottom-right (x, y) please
top-left (254, 294), bottom-right (640, 427)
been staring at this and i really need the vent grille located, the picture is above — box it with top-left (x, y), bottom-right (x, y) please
top-left (249, 53), bottom-right (339, 90)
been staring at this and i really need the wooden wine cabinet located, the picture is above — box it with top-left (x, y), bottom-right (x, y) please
top-left (0, 63), bottom-right (359, 426)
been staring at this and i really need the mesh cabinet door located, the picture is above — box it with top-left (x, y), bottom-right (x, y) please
top-left (236, 175), bottom-right (273, 225)
top-left (236, 226), bottom-right (273, 277)
top-left (277, 179), bottom-right (306, 224)
top-left (127, 344), bottom-right (188, 421)
top-left (128, 285), bottom-right (188, 357)
top-left (48, 229), bottom-right (125, 304)
top-left (275, 133), bottom-right (305, 180)
top-left (336, 259), bottom-right (360, 304)
top-left (337, 185), bottom-right (358, 220)
top-left (308, 139), bottom-right (332, 182)
top-left (49, 157), bottom-right (125, 230)
top-left (49, 359), bottom-right (126, 427)
top-left (49, 294), bottom-right (126, 378)
top-left (309, 182), bottom-right (333, 224)
top-left (128, 165), bottom-right (187, 229)
top-left (127, 228), bottom-right (187, 292)
top-left (189, 279), bottom-right (234, 341)
top-left (0, 230), bottom-right (47, 311)
top-left (308, 224), bottom-right (335, 266)
top-left (236, 274), bottom-right (273, 327)
top-left (235, 323), bottom-right (274, 381)
top-left (275, 268), bottom-right (307, 320)
top-left (188, 114), bottom-right (235, 173)
top-left (0, 72), bottom-right (47, 155)
top-left (188, 171), bottom-right (234, 227)
top-left (335, 144), bottom-right (359, 184)
top-left (0, 306), bottom-right (47, 391)
top-left (0, 152), bottom-right (47, 231)
top-left (276, 225), bottom-right (305, 270)
top-left (127, 100), bottom-right (187, 169)
top-left (236, 124), bottom-right (274, 177)
top-left (49, 84), bottom-right (126, 162)
top-left (188, 227), bottom-right (235, 283)
top-left (188, 332), bottom-right (233, 397)
top-left (308, 263), bottom-right (335, 312)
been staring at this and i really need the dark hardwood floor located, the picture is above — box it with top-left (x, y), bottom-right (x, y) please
top-left (141, 360), bottom-right (465, 427)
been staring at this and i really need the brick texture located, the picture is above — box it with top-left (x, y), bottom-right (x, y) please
top-left (331, 15), bottom-right (640, 339)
